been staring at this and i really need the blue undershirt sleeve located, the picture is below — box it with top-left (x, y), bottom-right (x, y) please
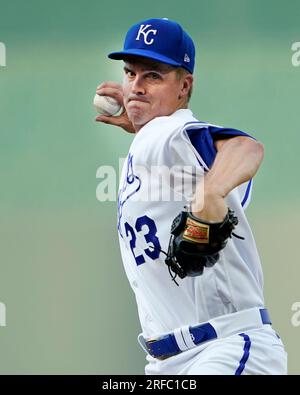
top-left (186, 126), bottom-right (254, 168)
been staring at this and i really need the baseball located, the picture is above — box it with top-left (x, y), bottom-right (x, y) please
top-left (93, 94), bottom-right (122, 116)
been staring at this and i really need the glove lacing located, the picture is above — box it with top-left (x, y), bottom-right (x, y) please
top-left (148, 245), bottom-right (180, 286)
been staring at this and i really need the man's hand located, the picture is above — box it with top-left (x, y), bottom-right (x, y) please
top-left (95, 82), bottom-right (135, 133)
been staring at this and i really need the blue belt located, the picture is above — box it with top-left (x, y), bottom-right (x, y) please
top-left (145, 308), bottom-right (271, 360)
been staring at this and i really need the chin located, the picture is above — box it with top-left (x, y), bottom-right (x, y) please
top-left (128, 112), bottom-right (151, 128)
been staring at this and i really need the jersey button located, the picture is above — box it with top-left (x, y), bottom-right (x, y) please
top-left (132, 280), bottom-right (138, 288)
top-left (146, 314), bottom-right (153, 322)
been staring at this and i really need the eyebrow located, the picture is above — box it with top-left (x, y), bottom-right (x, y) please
top-left (123, 63), bottom-right (173, 74)
top-left (123, 65), bottom-right (134, 73)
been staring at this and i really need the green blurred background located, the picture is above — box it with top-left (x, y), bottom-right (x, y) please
top-left (0, 0), bottom-right (299, 374)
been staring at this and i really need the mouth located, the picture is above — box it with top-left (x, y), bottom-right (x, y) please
top-left (128, 98), bottom-right (149, 104)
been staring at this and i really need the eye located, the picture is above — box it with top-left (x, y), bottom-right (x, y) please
top-left (124, 69), bottom-right (135, 78)
top-left (147, 72), bottom-right (161, 80)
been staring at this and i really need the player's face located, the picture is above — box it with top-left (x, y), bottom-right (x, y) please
top-left (122, 58), bottom-right (193, 132)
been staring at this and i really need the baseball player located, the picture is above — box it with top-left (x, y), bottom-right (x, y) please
top-left (96, 18), bottom-right (287, 375)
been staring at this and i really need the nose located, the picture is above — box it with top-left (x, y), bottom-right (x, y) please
top-left (131, 74), bottom-right (145, 95)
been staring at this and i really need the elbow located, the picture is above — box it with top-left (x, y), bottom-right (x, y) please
top-left (238, 136), bottom-right (264, 162)
top-left (245, 138), bottom-right (265, 177)
top-left (253, 140), bottom-right (264, 165)
top-left (236, 136), bottom-right (265, 178)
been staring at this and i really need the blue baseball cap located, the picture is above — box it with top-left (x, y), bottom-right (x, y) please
top-left (108, 18), bottom-right (195, 74)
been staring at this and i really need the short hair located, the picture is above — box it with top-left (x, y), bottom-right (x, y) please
top-left (175, 67), bottom-right (193, 102)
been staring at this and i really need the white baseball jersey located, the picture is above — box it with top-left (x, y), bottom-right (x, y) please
top-left (117, 109), bottom-right (264, 339)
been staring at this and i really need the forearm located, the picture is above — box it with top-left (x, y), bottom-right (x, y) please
top-left (191, 136), bottom-right (264, 221)
top-left (205, 136), bottom-right (264, 198)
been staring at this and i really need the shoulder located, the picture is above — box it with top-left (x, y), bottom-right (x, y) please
top-left (183, 121), bottom-right (258, 167)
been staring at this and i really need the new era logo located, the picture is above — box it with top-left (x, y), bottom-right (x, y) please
top-left (184, 54), bottom-right (190, 63)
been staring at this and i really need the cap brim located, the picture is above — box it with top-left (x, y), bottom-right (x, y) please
top-left (108, 49), bottom-right (182, 68)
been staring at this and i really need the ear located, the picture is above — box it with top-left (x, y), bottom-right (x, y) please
top-left (178, 73), bottom-right (193, 100)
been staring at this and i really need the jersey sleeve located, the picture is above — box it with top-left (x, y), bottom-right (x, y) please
top-left (185, 126), bottom-right (255, 169)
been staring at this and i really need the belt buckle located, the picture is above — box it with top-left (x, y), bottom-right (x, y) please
top-left (145, 336), bottom-right (180, 360)
top-left (156, 354), bottom-right (172, 361)
top-left (145, 321), bottom-right (217, 360)
top-left (145, 338), bottom-right (162, 359)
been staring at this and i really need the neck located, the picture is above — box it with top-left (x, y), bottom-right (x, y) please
top-left (133, 104), bottom-right (189, 133)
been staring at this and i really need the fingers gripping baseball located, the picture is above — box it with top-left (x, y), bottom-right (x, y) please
top-left (96, 82), bottom-right (124, 106)
top-left (95, 82), bottom-right (135, 133)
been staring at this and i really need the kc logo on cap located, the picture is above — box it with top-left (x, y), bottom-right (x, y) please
top-left (136, 24), bottom-right (158, 45)
top-left (108, 18), bottom-right (196, 74)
